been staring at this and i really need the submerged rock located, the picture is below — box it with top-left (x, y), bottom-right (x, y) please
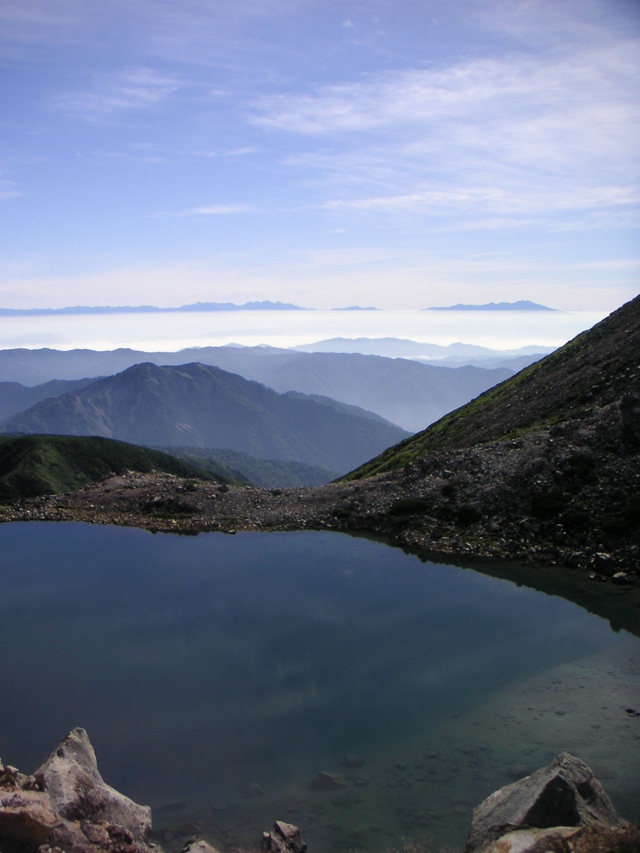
top-left (464, 751), bottom-right (626, 853)
top-left (341, 754), bottom-right (364, 768)
top-left (310, 772), bottom-right (346, 791)
top-left (180, 839), bottom-right (222, 853)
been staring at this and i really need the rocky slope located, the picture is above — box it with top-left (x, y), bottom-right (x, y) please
top-left (347, 292), bottom-right (640, 475)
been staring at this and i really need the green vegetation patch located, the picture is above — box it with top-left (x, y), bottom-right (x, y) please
top-left (0, 434), bottom-right (217, 501)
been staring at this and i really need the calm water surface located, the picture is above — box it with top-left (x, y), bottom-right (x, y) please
top-left (1, 523), bottom-right (638, 852)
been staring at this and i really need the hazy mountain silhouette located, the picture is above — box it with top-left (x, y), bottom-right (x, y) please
top-left (4, 362), bottom-right (408, 474)
top-left (0, 347), bottom-right (513, 433)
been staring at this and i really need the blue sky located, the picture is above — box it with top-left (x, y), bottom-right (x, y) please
top-left (1, 0), bottom-right (638, 311)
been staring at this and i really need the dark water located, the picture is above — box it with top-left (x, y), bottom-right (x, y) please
top-left (1, 523), bottom-right (638, 852)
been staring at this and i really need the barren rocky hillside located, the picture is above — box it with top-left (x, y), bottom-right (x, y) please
top-left (347, 294), bottom-right (640, 477)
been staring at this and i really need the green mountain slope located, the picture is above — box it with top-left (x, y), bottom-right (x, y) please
top-left (347, 295), bottom-right (640, 479)
top-left (3, 362), bottom-right (409, 475)
top-left (0, 434), bottom-right (222, 501)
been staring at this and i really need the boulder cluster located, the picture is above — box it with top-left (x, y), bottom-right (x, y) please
top-left (2, 730), bottom-right (638, 853)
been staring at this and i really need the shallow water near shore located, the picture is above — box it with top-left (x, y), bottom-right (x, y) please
top-left (1, 523), bottom-right (638, 852)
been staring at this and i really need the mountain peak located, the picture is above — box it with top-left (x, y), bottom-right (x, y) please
top-left (426, 300), bottom-right (556, 311)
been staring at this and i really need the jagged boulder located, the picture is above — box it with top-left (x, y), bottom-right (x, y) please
top-left (34, 727), bottom-right (152, 844)
top-left (261, 821), bottom-right (307, 853)
top-left (464, 752), bottom-right (626, 853)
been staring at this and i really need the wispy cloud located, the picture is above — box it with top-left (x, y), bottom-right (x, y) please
top-left (0, 179), bottom-right (20, 201)
top-left (323, 183), bottom-right (639, 223)
top-left (253, 35), bottom-right (640, 225)
top-left (223, 146), bottom-right (257, 157)
top-left (52, 67), bottom-right (180, 121)
top-left (0, 1), bottom-right (90, 56)
top-left (154, 204), bottom-right (256, 218)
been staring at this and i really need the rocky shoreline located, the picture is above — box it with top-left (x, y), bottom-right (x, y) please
top-left (2, 405), bottom-right (639, 604)
top-left (1, 729), bottom-right (638, 853)
top-left (2, 395), bottom-right (638, 580)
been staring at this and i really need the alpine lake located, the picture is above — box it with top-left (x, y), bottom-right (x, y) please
top-left (1, 523), bottom-right (639, 852)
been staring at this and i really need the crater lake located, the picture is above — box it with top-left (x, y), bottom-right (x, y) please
top-left (1, 523), bottom-right (638, 852)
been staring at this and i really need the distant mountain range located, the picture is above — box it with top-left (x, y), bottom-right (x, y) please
top-left (0, 299), bottom-right (558, 315)
top-left (0, 300), bottom-right (305, 315)
top-left (0, 377), bottom-right (98, 421)
top-left (427, 300), bottom-right (556, 311)
top-left (294, 336), bottom-right (552, 366)
top-left (8, 296), bottom-right (636, 596)
top-left (2, 362), bottom-right (408, 475)
top-left (0, 345), bottom-right (524, 433)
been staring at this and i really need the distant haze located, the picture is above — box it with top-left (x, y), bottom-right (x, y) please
top-left (0, 308), bottom-right (606, 353)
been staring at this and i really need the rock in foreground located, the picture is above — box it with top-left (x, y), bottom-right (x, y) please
top-left (35, 727), bottom-right (152, 843)
top-left (261, 820), bottom-right (307, 853)
top-left (465, 751), bottom-right (629, 853)
top-left (0, 728), bottom-right (155, 853)
top-left (2, 733), bottom-right (638, 853)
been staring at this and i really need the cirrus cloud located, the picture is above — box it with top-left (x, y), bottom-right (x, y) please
top-left (52, 66), bottom-right (181, 121)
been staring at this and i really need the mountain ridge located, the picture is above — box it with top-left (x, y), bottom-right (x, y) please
top-left (346, 293), bottom-right (640, 478)
top-left (427, 300), bottom-right (556, 311)
top-left (3, 361), bottom-right (408, 475)
top-left (0, 434), bottom-right (223, 501)
top-left (0, 300), bottom-right (305, 315)
top-left (0, 346), bottom-right (514, 433)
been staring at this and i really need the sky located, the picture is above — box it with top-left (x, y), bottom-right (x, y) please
top-left (1, 0), bottom-right (639, 312)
